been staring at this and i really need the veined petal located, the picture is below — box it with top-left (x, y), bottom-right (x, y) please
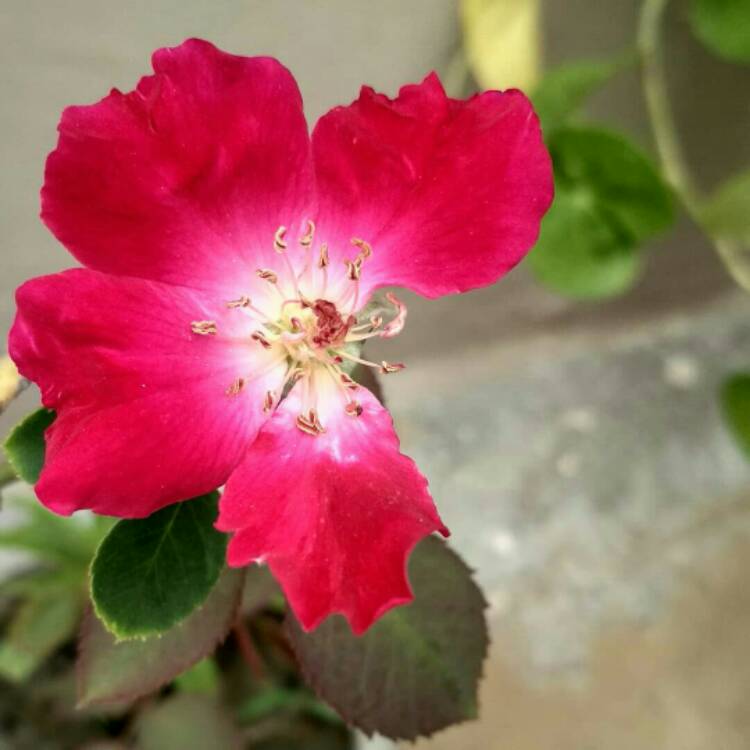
top-left (312, 73), bottom-right (553, 300)
top-left (9, 269), bottom-right (285, 517)
top-left (217, 385), bottom-right (448, 634)
top-left (42, 38), bottom-right (314, 297)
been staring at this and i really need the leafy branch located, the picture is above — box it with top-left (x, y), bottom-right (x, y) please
top-left (638, 0), bottom-right (750, 290)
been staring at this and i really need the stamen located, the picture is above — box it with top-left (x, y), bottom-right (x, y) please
top-left (322, 361), bottom-right (362, 418)
top-left (345, 258), bottom-right (362, 281)
top-left (238, 354), bottom-right (288, 386)
top-left (251, 331), bottom-right (272, 349)
top-left (281, 365), bottom-right (305, 392)
top-left (275, 365), bottom-right (305, 408)
top-left (296, 409), bottom-right (325, 436)
top-left (279, 252), bottom-right (301, 299)
top-left (332, 349), bottom-right (381, 370)
top-left (263, 390), bottom-right (275, 412)
top-left (226, 377), bottom-right (245, 396)
top-left (226, 296), bottom-right (251, 308)
top-left (295, 415), bottom-right (319, 436)
top-left (381, 292), bottom-right (408, 338)
top-left (281, 329), bottom-right (306, 344)
top-left (345, 401), bottom-right (363, 417)
top-left (280, 298), bottom-right (303, 312)
top-left (351, 237), bottom-right (372, 259)
top-left (191, 320), bottom-right (217, 336)
top-left (256, 269), bottom-right (278, 284)
top-left (333, 350), bottom-right (405, 374)
top-left (300, 220), bottom-right (315, 247)
top-left (380, 361), bottom-right (406, 374)
top-left (317, 243), bottom-right (330, 297)
top-left (349, 315), bottom-right (382, 334)
top-left (340, 372), bottom-right (359, 390)
top-left (273, 226), bottom-right (288, 252)
top-left (227, 296), bottom-right (276, 325)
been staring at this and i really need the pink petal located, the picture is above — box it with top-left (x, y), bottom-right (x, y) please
top-left (42, 38), bottom-right (313, 296)
top-left (312, 73), bottom-right (553, 300)
top-left (217, 386), bottom-right (448, 634)
top-left (9, 269), bottom-right (285, 517)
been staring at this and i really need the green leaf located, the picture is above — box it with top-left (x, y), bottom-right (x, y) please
top-left (136, 694), bottom-right (243, 750)
top-left (533, 54), bottom-right (633, 133)
top-left (2, 409), bottom-right (55, 484)
top-left (174, 658), bottom-right (219, 695)
top-left (689, 0), bottom-right (750, 63)
top-left (0, 494), bottom-right (109, 568)
top-left (0, 591), bottom-right (81, 682)
top-left (0, 566), bottom-right (84, 599)
top-left (721, 373), bottom-right (750, 460)
top-left (238, 686), bottom-right (341, 726)
top-left (286, 536), bottom-right (488, 741)
top-left (90, 493), bottom-right (227, 639)
top-left (78, 568), bottom-right (244, 706)
top-left (700, 169), bottom-right (750, 245)
top-left (530, 126), bottom-right (674, 299)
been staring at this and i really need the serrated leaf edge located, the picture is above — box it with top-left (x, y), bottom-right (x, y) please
top-left (76, 569), bottom-right (245, 707)
top-left (284, 544), bottom-right (490, 742)
top-left (88, 495), bottom-right (224, 641)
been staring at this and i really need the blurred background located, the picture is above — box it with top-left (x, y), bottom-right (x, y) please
top-left (2, 1), bottom-right (750, 748)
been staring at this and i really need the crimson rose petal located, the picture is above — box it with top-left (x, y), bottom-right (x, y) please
top-left (9, 269), bottom-right (285, 517)
top-left (217, 384), bottom-right (448, 634)
top-left (42, 38), bottom-right (314, 297)
top-left (313, 73), bottom-right (553, 299)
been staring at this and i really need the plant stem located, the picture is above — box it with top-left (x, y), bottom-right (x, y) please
top-left (638, 0), bottom-right (699, 210)
top-left (233, 617), bottom-right (265, 679)
top-left (637, 0), bottom-right (750, 289)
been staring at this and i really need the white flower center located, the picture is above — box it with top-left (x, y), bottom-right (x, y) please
top-left (190, 222), bottom-right (407, 435)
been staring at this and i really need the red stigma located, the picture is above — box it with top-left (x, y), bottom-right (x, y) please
top-left (311, 299), bottom-right (355, 347)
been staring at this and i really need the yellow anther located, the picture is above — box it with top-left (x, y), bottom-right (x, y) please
top-left (263, 390), bottom-right (275, 412)
top-left (351, 237), bottom-right (372, 259)
top-left (300, 219), bottom-right (316, 247)
top-left (226, 296), bottom-right (251, 308)
top-left (345, 258), bottom-right (362, 281)
top-left (273, 226), bottom-right (288, 252)
top-left (296, 409), bottom-right (325, 436)
top-left (256, 269), bottom-right (278, 284)
top-left (226, 378), bottom-right (245, 396)
top-left (191, 320), bottom-right (217, 336)
top-left (345, 400), bottom-right (363, 417)
top-left (251, 331), bottom-right (272, 349)
top-left (380, 361), bottom-right (405, 374)
top-left (381, 292), bottom-right (408, 338)
top-left (340, 372), bottom-right (359, 390)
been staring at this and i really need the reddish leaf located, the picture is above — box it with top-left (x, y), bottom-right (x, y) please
top-left (77, 569), bottom-right (244, 706)
top-left (286, 536), bottom-right (488, 740)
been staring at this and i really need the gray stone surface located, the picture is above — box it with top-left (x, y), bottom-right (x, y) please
top-left (388, 292), bottom-right (750, 677)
